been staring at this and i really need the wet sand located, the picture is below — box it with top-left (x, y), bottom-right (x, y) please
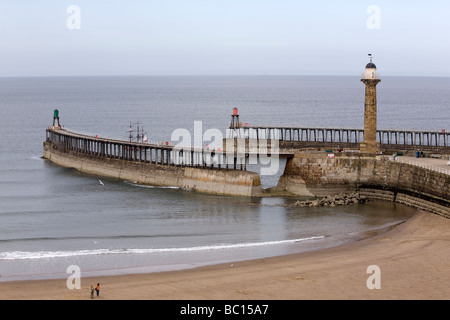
top-left (1, 210), bottom-right (449, 300)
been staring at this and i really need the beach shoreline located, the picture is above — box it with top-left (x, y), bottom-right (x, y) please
top-left (0, 209), bottom-right (449, 300)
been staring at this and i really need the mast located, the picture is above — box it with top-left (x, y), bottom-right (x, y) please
top-left (127, 122), bottom-right (134, 142)
top-left (135, 120), bottom-right (141, 143)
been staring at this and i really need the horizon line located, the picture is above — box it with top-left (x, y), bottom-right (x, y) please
top-left (1, 74), bottom-right (449, 79)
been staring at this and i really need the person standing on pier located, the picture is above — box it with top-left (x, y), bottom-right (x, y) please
top-left (95, 283), bottom-right (100, 297)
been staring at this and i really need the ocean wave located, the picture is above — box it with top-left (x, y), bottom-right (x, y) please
top-left (0, 233), bottom-right (220, 243)
top-left (0, 236), bottom-right (324, 260)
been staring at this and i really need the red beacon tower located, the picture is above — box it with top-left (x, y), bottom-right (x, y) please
top-left (230, 107), bottom-right (241, 138)
top-left (230, 107), bottom-right (239, 128)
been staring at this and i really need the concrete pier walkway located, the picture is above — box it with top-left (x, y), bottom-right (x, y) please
top-left (395, 156), bottom-right (450, 173)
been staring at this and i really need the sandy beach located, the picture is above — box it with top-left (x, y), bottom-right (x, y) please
top-left (1, 209), bottom-right (449, 300)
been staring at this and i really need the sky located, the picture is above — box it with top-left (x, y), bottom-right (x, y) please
top-left (0, 0), bottom-right (449, 77)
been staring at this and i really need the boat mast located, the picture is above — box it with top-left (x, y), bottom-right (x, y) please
top-left (127, 122), bottom-right (134, 142)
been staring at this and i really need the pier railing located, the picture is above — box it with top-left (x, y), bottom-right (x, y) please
top-left (46, 128), bottom-right (260, 170)
top-left (228, 126), bottom-right (449, 152)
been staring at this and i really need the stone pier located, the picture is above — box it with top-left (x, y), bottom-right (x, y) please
top-left (277, 152), bottom-right (450, 217)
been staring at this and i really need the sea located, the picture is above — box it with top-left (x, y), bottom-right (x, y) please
top-left (0, 75), bottom-right (448, 282)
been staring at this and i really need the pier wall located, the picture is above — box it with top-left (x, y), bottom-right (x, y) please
top-left (44, 137), bottom-right (449, 216)
top-left (43, 141), bottom-right (262, 197)
top-left (278, 153), bottom-right (450, 217)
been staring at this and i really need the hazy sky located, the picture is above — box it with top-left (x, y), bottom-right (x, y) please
top-left (1, 1), bottom-right (449, 77)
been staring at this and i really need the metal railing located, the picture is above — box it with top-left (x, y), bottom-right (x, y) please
top-left (46, 128), bottom-right (253, 170)
top-left (230, 126), bottom-right (450, 151)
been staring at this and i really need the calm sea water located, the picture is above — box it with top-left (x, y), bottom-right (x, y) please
top-left (1, 75), bottom-right (447, 282)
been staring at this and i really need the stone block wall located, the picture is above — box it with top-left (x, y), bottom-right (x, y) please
top-left (279, 152), bottom-right (450, 217)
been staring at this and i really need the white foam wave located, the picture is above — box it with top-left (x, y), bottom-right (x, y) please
top-left (0, 236), bottom-right (324, 261)
top-left (30, 155), bottom-right (44, 161)
top-left (123, 181), bottom-right (181, 189)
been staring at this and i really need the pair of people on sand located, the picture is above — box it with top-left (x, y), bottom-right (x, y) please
top-left (90, 283), bottom-right (100, 299)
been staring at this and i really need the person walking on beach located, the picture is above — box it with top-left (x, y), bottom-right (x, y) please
top-left (95, 283), bottom-right (100, 297)
top-left (90, 285), bottom-right (95, 299)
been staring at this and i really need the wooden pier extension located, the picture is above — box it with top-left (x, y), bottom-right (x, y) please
top-left (44, 128), bottom-right (265, 197)
top-left (46, 128), bottom-right (251, 170)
